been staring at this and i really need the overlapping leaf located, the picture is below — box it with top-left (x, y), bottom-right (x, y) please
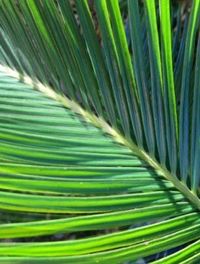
top-left (0, 70), bottom-right (198, 263)
top-left (0, 0), bottom-right (200, 263)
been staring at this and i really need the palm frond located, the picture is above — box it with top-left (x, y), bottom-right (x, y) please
top-left (0, 67), bottom-right (198, 263)
top-left (0, 0), bottom-right (200, 262)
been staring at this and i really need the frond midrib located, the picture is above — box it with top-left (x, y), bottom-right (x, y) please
top-left (1, 64), bottom-right (200, 211)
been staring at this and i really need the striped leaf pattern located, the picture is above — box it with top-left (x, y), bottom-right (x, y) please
top-left (0, 0), bottom-right (200, 262)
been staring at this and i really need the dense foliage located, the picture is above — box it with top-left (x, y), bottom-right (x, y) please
top-left (0, 0), bottom-right (200, 263)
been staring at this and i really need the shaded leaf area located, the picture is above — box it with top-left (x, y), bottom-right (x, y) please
top-left (0, 72), bottom-right (200, 263)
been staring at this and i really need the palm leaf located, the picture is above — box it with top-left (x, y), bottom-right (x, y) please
top-left (0, 0), bottom-right (200, 263)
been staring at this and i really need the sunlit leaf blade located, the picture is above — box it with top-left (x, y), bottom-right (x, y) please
top-left (1, 0), bottom-right (200, 262)
top-left (153, 239), bottom-right (200, 264)
top-left (159, 0), bottom-right (178, 174)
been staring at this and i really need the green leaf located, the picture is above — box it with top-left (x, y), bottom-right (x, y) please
top-left (179, 0), bottom-right (200, 185)
top-left (144, 0), bottom-right (166, 164)
top-left (159, 0), bottom-right (178, 174)
top-left (0, 67), bottom-right (197, 263)
top-left (1, 0), bottom-right (200, 262)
